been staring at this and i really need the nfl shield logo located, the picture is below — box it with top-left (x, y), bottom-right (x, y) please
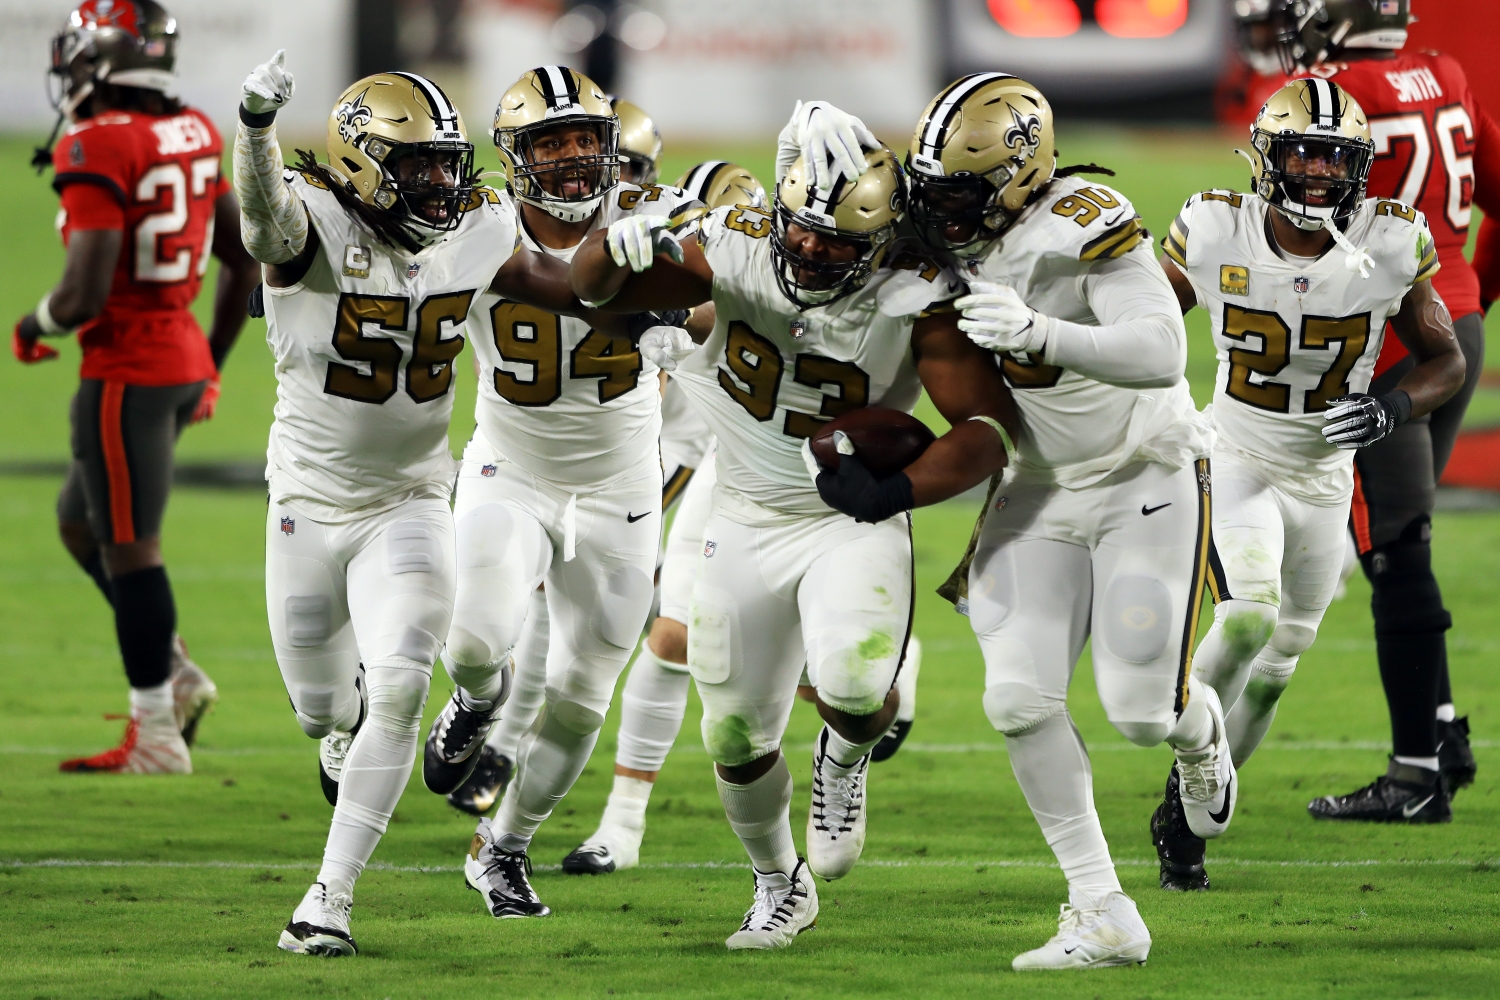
top-left (703, 540), bottom-right (717, 558)
top-left (280, 516), bottom-right (295, 536)
top-left (995, 495), bottom-right (1008, 511)
top-left (1293, 275), bottom-right (1310, 293)
top-left (407, 261), bottom-right (421, 279)
top-left (480, 464), bottom-right (497, 477)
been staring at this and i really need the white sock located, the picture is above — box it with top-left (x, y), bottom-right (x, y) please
top-left (1224, 655), bottom-right (1297, 766)
top-left (486, 589), bottom-right (549, 761)
top-left (1393, 755), bottom-right (1440, 771)
top-left (894, 636), bottom-right (921, 724)
top-left (1006, 712), bottom-right (1121, 899)
top-left (493, 712), bottom-right (598, 853)
top-left (615, 647), bottom-right (691, 772)
top-left (1437, 703), bottom-right (1456, 723)
top-left (596, 775), bottom-right (652, 837)
top-left (716, 754), bottom-right (798, 876)
top-left (820, 724), bottom-right (879, 767)
top-left (1166, 675), bottom-right (1214, 758)
top-left (317, 666), bottom-right (429, 898)
top-left (130, 682), bottom-right (176, 734)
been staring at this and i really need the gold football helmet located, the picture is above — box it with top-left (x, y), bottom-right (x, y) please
top-left (611, 97), bottom-right (662, 185)
top-left (494, 65), bottom-right (619, 223)
top-left (675, 161), bottom-right (767, 212)
top-left (1246, 77), bottom-right (1373, 231)
top-left (907, 73), bottom-right (1056, 255)
top-left (772, 146), bottom-right (904, 307)
top-left (325, 72), bottom-right (474, 237)
top-left (49, 0), bottom-right (178, 114)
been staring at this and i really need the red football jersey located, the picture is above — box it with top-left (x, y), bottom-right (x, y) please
top-left (1302, 52), bottom-right (1500, 373)
top-left (52, 107), bottom-right (228, 385)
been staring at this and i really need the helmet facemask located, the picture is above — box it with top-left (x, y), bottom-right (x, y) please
top-left (770, 200), bottom-right (892, 309)
top-left (498, 118), bottom-right (621, 223)
top-left (1255, 130), bottom-right (1371, 231)
top-left (907, 165), bottom-right (1020, 256)
top-left (368, 138), bottom-right (476, 239)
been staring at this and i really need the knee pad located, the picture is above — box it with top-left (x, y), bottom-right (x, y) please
top-left (284, 595), bottom-right (334, 648)
top-left (1363, 528), bottom-right (1451, 636)
top-left (1216, 599), bottom-right (1279, 659)
top-left (1099, 574), bottom-right (1172, 664)
top-left (443, 650), bottom-right (512, 704)
top-left (445, 624), bottom-right (499, 671)
top-left (597, 564), bottom-right (655, 650)
top-left (981, 637), bottom-right (1064, 736)
top-left (546, 690), bottom-right (605, 736)
top-left (1266, 620), bottom-right (1317, 660)
top-left (1113, 720), bottom-right (1169, 747)
top-left (290, 684), bottom-right (338, 738)
top-left (366, 666), bottom-right (432, 737)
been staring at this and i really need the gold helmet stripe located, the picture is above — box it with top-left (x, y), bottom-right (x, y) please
top-left (389, 71), bottom-right (461, 134)
top-left (534, 64), bottom-right (582, 112)
top-left (918, 72), bottom-right (1016, 166)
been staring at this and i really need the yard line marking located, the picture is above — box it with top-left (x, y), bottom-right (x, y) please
top-left (4, 857), bottom-right (1496, 873)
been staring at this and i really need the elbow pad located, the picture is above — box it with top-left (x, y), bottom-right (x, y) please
top-left (234, 121), bottom-right (307, 264)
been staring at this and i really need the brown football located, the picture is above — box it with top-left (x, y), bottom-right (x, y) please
top-left (810, 406), bottom-right (936, 479)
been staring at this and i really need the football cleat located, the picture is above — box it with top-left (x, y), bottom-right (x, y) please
top-left (1174, 685), bottom-right (1236, 839)
top-left (806, 728), bottom-right (870, 880)
top-left (1012, 892), bottom-right (1152, 970)
top-left (317, 667), bottom-right (366, 807)
top-left (561, 842), bottom-right (621, 876)
top-left (277, 882), bottom-right (357, 957)
top-left (870, 720), bottom-right (912, 763)
top-left (169, 635), bottom-right (217, 747)
top-left (1151, 767), bottom-right (1209, 891)
top-left (1438, 716), bottom-right (1477, 796)
top-left (1308, 758), bottom-right (1451, 823)
top-left (465, 819), bottom-right (551, 918)
top-left (423, 681), bottom-right (507, 796)
top-left (725, 860), bottom-right (819, 951)
top-left (59, 718), bottom-right (191, 774)
top-left (445, 745), bottom-right (514, 816)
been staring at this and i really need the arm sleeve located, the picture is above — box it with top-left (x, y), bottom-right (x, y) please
top-left (1041, 245), bottom-right (1188, 389)
top-left (233, 121), bottom-right (307, 264)
top-left (60, 180), bottom-right (126, 231)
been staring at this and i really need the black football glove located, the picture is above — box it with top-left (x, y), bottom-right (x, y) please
top-left (624, 308), bottom-right (689, 343)
top-left (1321, 391), bottom-right (1411, 450)
top-left (815, 450), bottom-right (914, 524)
top-left (247, 283), bottom-right (265, 319)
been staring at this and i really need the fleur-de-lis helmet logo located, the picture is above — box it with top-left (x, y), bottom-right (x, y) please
top-left (1003, 105), bottom-right (1042, 157)
top-left (336, 90), bottom-right (373, 145)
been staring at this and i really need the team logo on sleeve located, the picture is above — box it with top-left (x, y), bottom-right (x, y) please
top-left (1003, 106), bottom-right (1043, 157)
top-left (335, 91), bottom-right (373, 144)
top-left (280, 516), bottom-right (296, 536)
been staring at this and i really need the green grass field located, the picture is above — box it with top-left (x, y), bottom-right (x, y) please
top-left (1, 132), bottom-right (1499, 999)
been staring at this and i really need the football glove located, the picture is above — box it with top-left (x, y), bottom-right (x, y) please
top-left (241, 50), bottom-right (295, 118)
top-left (815, 448), bottom-right (914, 524)
top-left (637, 326), bottom-right (696, 372)
top-left (955, 281), bottom-right (1051, 355)
top-left (776, 100), bottom-right (878, 191)
top-left (1322, 392), bottom-right (1410, 450)
top-left (12, 319), bottom-right (58, 364)
top-left (605, 215), bottom-right (683, 273)
top-left (191, 375), bottom-right (221, 424)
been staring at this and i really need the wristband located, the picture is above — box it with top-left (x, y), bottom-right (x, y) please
top-left (1380, 390), bottom-right (1412, 428)
top-left (968, 415), bottom-right (1017, 464)
top-left (239, 104), bottom-right (278, 128)
top-left (35, 292), bottom-right (78, 337)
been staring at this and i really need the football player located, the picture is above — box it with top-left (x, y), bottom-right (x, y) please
top-left (233, 54), bottom-right (577, 955)
top-left (904, 75), bottom-right (1221, 968)
top-left (1273, 0), bottom-right (1499, 820)
top-left (612, 97), bottom-right (662, 185)
top-left (1154, 78), bottom-right (1464, 889)
top-left (14, 1), bottom-right (259, 774)
top-left (570, 129), bottom-right (1019, 949)
top-left (435, 68), bottom-right (702, 921)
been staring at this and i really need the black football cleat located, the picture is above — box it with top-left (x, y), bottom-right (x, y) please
top-left (1308, 758), bottom-right (1451, 823)
top-left (560, 843), bottom-right (618, 875)
top-left (1438, 716), bottom-right (1477, 797)
top-left (870, 720), bottom-right (913, 764)
top-left (446, 745), bottom-right (514, 816)
top-left (424, 690), bottom-right (503, 796)
top-left (1152, 767), bottom-right (1209, 891)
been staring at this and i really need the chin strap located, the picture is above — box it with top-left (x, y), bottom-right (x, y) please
top-left (31, 111), bottom-right (67, 174)
top-left (1323, 217), bottom-right (1374, 278)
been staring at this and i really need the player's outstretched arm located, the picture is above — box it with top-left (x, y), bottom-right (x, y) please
top-left (13, 229), bottom-right (123, 363)
top-left (206, 190), bottom-right (261, 371)
top-left (234, 50), bottom-right (319, 286)
top-left (569, 218), bottom-right (713, 315)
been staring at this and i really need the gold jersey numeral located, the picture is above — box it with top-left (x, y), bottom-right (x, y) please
top-left (324, 293), bottom-right (408, 404)
top-left (570, 329), bottom-right (642, 403)
top-left (782, 354), bottom-right (870, 439)
top-left (488, 301), bottom-right (562, 407)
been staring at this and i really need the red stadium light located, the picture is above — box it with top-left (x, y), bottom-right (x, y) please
top-left (1095, 0), bottom-right (1189, 38)
top-left (986, 0), bottom-right (1082, 38)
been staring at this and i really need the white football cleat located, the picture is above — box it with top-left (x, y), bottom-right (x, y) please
top-left (807, 728), bottom-right (869, 880)
top-left (59, 718), bottom-right (191, 774)
top-left (169, 635), bottom-right (217, 746)
top-left (725, 860), bottom-right (819, 950)
top-left (1175, 684), bottom-right (1237, 839)
top-left (465, 819), bottom-right (551, 918)
top-left (318, 729), bottom-right (355, 807)
top-left (1012, 891), bottom-right (1151, 970)
top-left (278, 882), bottom-right (356, 956)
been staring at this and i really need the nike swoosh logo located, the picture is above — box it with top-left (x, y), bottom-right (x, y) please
top-left (626, 512), bottom-right (650, 523)
top-left (1402, 794), bottom-right (1435, 819)
top-left (1064, 946), bottom-right (1078, 954)
top-left (1209, 773), bottom-right (1234, 826)
top-left (1141, 503), bottom-right (1172, 516)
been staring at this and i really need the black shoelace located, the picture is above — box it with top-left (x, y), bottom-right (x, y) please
top-left (810, 753), bottom-right (865, 835)
top-left (483, 849), bottom-right (538, 901)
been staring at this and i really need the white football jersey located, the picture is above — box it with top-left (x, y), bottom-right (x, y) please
top-left (962, 174), bottom-right (1207, 489)
top-left (467, 182), bottom-right (700, 487)
top-left (1165, 190), bottom-right (1438, 499)
top-left (264, 173), bottom-right (517, 518)
top-left (659, 374), bottom-right (713, 477)
top-left (672, 207), bottom-right (962, 517)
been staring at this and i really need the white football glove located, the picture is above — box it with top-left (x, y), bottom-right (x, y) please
top-left (242, 49), bottom-right (295, 116)
top-left (775, 100), bottom-right (879, 191)
top-left (606, 215), bottom-right (684, 273)
top-left (954, 281), bottom-right (1052, 355)
top-left (638, 325), bottom-right (697, 372)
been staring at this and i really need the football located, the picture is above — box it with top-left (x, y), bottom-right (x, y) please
top-left (809, 406), bottom-right (936, 479)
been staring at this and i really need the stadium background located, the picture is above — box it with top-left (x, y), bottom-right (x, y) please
top-left (0, 2), bottom-right (1496, 996)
